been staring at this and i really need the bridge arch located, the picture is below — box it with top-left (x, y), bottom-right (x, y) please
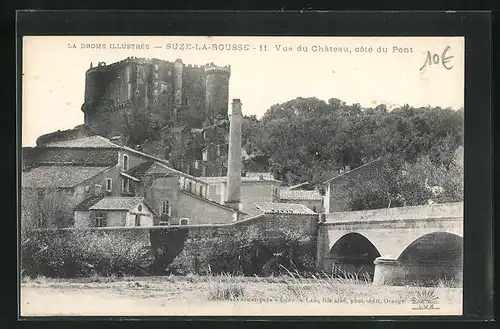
top-left (394, 231), bottom-right (463, 285)
top-left (326, 232), bottom-right (381, 280)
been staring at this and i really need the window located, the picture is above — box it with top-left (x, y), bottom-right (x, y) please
top-left (199, 185), bottom-right (204, 197)
top-left (273, 188), bottom-right (279, 201)
top-left (135, 215), bottom-right (141, 227)
top-left (95, 213), bottom-right (107, 227)
top-left (161, 200), bottom-right (170, 215)
top-left (94, 184), bottom-right (102, 195)
top-left (184, 97), bottom-right (188, 106)
top-left (180, 218), bottom-right (189, 225)
top-left (85, 185), bottom-right (90, 193)
top-left (202, 150), bottom-right (208, 161)
top-left (188, 181), bottom-right (193, 193)
top-left (138, 204), bottom-right (143, 212)
top-left (106, 178), bottom-right (112, 192)
top-left (123, 154), bottom-right (129, 171)
top-left (121, 178), bottom-right (130, 193)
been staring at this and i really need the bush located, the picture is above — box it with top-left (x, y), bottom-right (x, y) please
top-left (21, 229), bottom-right (153, 278)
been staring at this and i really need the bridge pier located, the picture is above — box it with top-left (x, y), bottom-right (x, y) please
top-left (373, 257), bottom-right (463, 286)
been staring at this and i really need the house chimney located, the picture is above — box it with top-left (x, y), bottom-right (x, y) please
top-left (225, 99), bottom-right (243, 212)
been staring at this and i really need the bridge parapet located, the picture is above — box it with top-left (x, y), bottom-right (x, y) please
top-left (324, 202), bottom-right (463, 223)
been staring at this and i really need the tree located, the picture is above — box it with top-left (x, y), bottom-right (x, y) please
top-left (21, 188), bottom-right (70, 232)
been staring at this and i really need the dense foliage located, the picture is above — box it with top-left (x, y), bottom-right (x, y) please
top-left (21, 229), bottom-right (153, 278)
top-left (242, 97), bottom-right (464, 209)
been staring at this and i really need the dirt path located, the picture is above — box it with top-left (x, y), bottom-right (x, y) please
top-left (21, 281), bottom-right (462, 316)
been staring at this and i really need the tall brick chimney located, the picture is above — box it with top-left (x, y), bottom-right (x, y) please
top-left (225, 99), bottom-right (242, 212)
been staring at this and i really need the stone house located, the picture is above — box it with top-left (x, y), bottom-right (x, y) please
top-left (322, 158), bottom-right (382, 213)
top-left (22, 135), bottom-right (240, 228)
top-left (74, 196), bottom-right (156, 228)
top-left (201, 174), bottom-right (282, 217)
top-left (279, 189), bottom-right (324, 213)
top-left (22, 165), bottom-right (117, 228)
top-left (129, 160), bottom-right (241, 225)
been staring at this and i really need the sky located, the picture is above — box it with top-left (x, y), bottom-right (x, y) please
top-left (22, 36), bottom-right (464, 146)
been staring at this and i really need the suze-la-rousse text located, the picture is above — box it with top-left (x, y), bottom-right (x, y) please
top-left (165, 43), bottom-right (251, 51)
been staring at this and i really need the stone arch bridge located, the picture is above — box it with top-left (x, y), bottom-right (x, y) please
top-left (316, 202), bottom-right (463, 285)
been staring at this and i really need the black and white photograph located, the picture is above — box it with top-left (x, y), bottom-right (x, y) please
top-left (20, 35), bottom-right (465, 316)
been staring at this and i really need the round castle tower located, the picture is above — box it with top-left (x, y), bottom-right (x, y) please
top-left (173, 59), bottom-right (184, 123)
top-left (204, 62), bottom-right (231, 121)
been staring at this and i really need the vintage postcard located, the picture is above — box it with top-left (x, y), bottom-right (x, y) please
top-left (20, 35), bottom-right (464, 316)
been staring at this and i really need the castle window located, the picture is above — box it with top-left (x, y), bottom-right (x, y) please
top-left (123, 154), bottom-right (129, 171)
top-left (184, 97), bottom-right (189, 106)
top-left (138, 204), bottom-right (143, 212)
top-left (180, 218), bottom-right (189, 225)
top-left (106, 178), bottom-right (112, 192)
top-left (161, 200), bottom-right (171, 215)
top-left (95, 213), bottom-right (107, 227)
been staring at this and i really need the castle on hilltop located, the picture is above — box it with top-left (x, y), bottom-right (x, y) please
top-left (81, 57), bottom-right (231, 133)
top-left (37, 57), bottom-right (234, 177)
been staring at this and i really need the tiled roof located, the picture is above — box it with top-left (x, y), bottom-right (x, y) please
top-left (179, 190), bottom-right (245, 214)
top-left (42, 135), bottom-right (121, 148)
top-left (286, 182), bottom-right (312, 190)
top-left (199, 175), bottom-right (281, 184)
top-left (254, 202), bottom-right (317, 215)
top-left (74, 195), bottom-right (104, 211)
top-left (127, 161), bottom-right (154, 176)
top-left (245, 172), bottom-right (275, 180)
top-left (147, 162), bottom-right (180, 175)
top-left (280, 190), bottom-right (323, 201)
top-left (128, 161), bottom-right (180, 177)
top-left (41, 135), bottom-right (207, 184)
top-left (89, 197), bottom-right (147, 211)
top-left (22, 165), bottom-right (110, 188)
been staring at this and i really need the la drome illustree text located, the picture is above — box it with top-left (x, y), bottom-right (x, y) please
top-left (69, 42), bottom-right (414, 54)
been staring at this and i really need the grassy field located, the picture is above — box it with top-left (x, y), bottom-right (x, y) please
top-left (20, 274), bottom-right (463, 316)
